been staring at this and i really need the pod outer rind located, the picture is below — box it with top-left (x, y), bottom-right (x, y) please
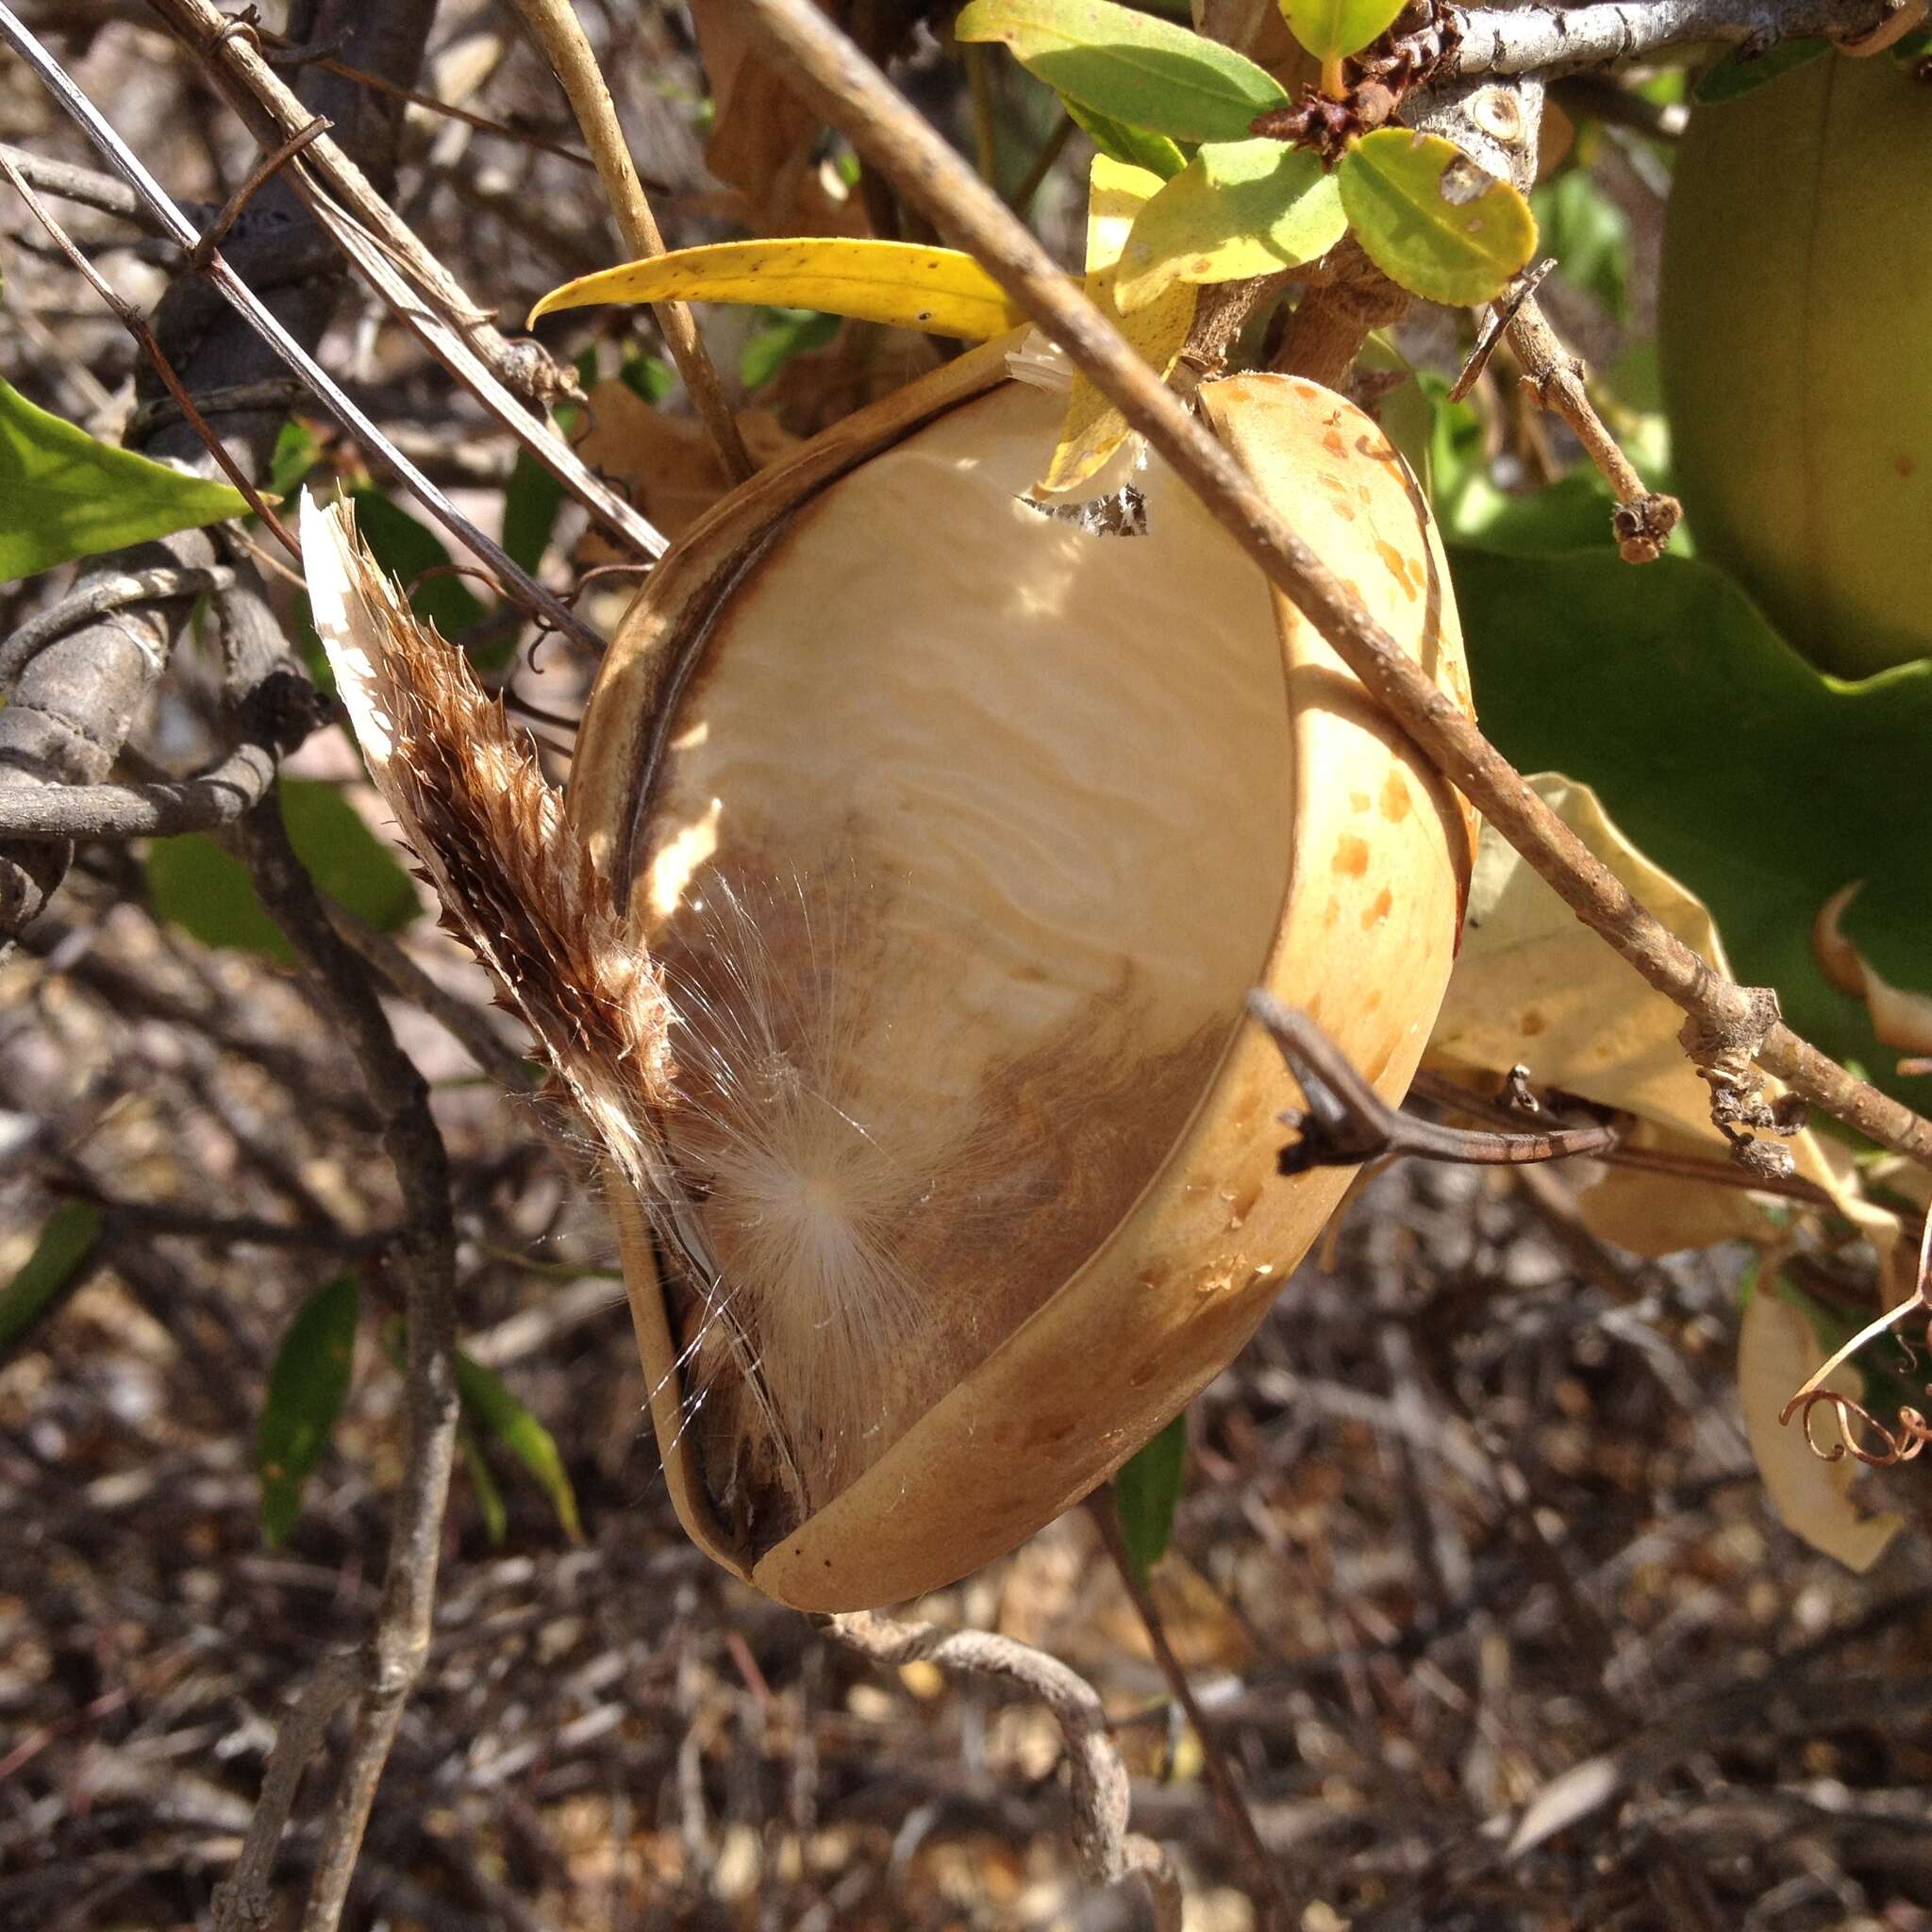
top-left (1659, 54), bottom-right (1932, 678)
top-left (575, 365), bottom-right (1474, 1611)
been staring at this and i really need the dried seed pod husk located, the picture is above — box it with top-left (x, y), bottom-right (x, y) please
top-left (571, 340), bottom-right (1476, 1609)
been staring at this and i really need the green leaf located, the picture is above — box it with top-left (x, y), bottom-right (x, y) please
top-left (456, 1349), bottom-right (582, 1541)
top-left (268, 418), bottom-right (323, 500)
top-left (1693, 37), bottom-right (1830, 103)
top-left (740, 307), bottom-right (842, 390)
top-left (1063, 100), bottom-right (1188, 178)
top-left (957, 0), bottom-right (1289, 143)
top-left (1114, 1411), bottom-right (1188, 1577)
top-left (348, 488), bottom-right (486, 640)
top-left (621, 354), bottom-right (675, 405)
top-left (0, 1202), bottom-right (104, 1357)
top-left (258, 1274), bottom-right (359, 1544)
top-left (1448, 544), bottom-right (1932, 1109)
top-left (1116, 140), bottom-right (1345, 310)
top-left (1279, 0), bottom-right (1407, 63)
top-left (146, 777), bottom-right (420, 961)
top-left (0, 378), bottom-right (251, 583)
top-left (459, 1425), bottom-right (509, 1545)
top-left (1339, 130), bottom-right (1538, 305)
top-left (1530, 168), bottom-right (1630, 322)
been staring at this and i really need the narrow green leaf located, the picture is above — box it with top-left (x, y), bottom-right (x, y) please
top-left (1280, 0), bottom-right (1407, 64)
top-left (958, 0), bottom-right (1289, 143)
top-left (1063, 100), bottom-right (1188, 178)
top-left (0, 378), bottom-right (250, 583)
top-left (1693, 37), bottom-right (1829, 102)
top-left (146, 777), bottom-right (419, 961)
top-left (457, 1349), bottom-right (583, 1541)
top-left (268, 418), bottom-right (323, 500)
top-left (740, 307), bottom-right (842, 390)
top-left (0, 1202), bottom-right (104, 1357)
top-left (349, 488), bottom-right (486, 639)
top-left (621, 354), bottom-right (675, 404)
top-left (258, 1274), bottom-right (359, 1545)
top-left (1114, 1411), bottom-right (1189, 1577)
top-left (1339, 129), bottom-right (1538, 305)
top-left (459, 1425), bottom-right (509, 1546)
top-left (1116, 140), bottom-right (1345, 310)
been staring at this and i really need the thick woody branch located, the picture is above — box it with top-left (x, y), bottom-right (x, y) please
top-left (740, 0), bottom-right (1932, 1172)
top-left (1448, 0), bottom-right (1916, 77)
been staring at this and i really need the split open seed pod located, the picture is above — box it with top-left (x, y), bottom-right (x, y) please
top-left (569, 340), bottom-right (1477, 1610)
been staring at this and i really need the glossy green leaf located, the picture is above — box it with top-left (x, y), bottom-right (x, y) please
top-left (1693, 37), bottom-right (1829, 102)
top-left (1116, 139), bottom-right (1344, 310)
top-left (1448, 544), bottom-right (1932, 1109)
top-left (457, 1349), bottom-right (582, 1541)
top-left (0, 1201), bottom-right (104, 1357)
top-left (1339, 129), bottom-right (1538, 305)
top-left (1279, 0), bottom-right (1407, 63)
top-left (1063, 99), bottom-right (1189, 178)
top-left (0, 379), bottom-right (250, 583)
top-left (146, 777), bottom-right (420, 961)
top-left (957, 0), bottom-right (1289, 142)
top-left (258, 1274), bottom-right (359, 1544)
top-left (349, 488), bottom-right (486, 640)
top-left (1114, 1410), bottom-right (1189, 1577)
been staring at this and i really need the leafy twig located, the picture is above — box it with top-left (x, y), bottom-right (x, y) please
top-left (737, 0), bottom-right (1932, 1174)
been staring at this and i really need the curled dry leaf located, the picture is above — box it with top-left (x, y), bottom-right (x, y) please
top-left (1428, 774), bottom-right (1878, 1256)
top-left (1739, 1286), bottom-right (1903, 1571)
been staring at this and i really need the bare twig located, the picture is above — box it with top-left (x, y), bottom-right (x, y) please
top-left (1448, 0), bottom-right (1914, 76)
top-left (209, 1650), bottom-right (362, 1932)
top-left (0, 138), bottom-right (190, 232)
top-left (738, 0), bottom-right (1932, 1174)
top-left (1502, 289), bottom-right (1681, 562)
top-left (0, 566), bottom-right (233, 691)
top-left (1249, 992), bottom-right (1624, 1172)
top-left (238, 799), bottom-right (460, 1932)
top-left (1089, 1493), bottom-right (1287, 1932)
top-left (822, 1610), bottom-right (1181, 1929)
top-left (505, 0), bottom-right (753, 484)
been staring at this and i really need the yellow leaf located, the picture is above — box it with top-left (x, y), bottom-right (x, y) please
top-left (1038, 158), bottom-right (1196, 498)
top-left (1086, 155), bottom-right (1168, 273)
top-left (527, 240), bottom-right (1027, 340)
top-left (1739, 1289), bottom-right (1902, 1573)
top-left (1428, 774), bottom-right (1883, 1251)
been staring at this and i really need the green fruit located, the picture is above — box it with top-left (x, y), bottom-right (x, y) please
top-left (1660, 52), bottom-right (1932, 678)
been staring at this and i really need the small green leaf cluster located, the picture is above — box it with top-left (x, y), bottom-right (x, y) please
top-left (956, 0), bottom-right (1538, 308)
top-left (254, 1273), bottom-right (586, 1548)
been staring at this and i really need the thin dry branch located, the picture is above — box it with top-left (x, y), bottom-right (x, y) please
top-left (739, 0), bottom-right (1932, 1174)
top-left (237, 798), bottom-right (460, 1932)
top-left (823, 1609), bottom-right (1181, 1929)
top-left (505, 0), bottom-right (753, 484)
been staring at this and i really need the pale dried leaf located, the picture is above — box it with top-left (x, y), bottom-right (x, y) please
top-left (1738, 1288), bottom-right (1903, 1572)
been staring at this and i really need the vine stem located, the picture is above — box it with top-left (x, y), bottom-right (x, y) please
top-left (739, 0), bottom-right (1932, 1173)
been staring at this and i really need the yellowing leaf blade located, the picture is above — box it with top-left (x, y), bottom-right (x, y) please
top-left (1339, 129), bottom-right (1537, 306)
top-left (528, 240), bottom-right (1026, 341)
top-left (1115, 139), bottom-right (1346, 312)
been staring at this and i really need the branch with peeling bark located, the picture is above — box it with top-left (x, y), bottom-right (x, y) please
top-left (1448, 0), bottom-right (1922, 77)
top-left (736, 0), bottom-right (1932, 1174)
